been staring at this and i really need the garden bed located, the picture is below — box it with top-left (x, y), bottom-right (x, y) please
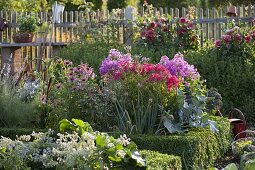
top-left (130, 116), bottom-right (231, 170)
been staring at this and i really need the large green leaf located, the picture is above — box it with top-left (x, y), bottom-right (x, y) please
top-left (244, 159), bottom-right (255, 170)
top-left (96, 134), bottom-right (106, 148)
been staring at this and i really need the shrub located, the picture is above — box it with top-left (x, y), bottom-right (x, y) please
top-left (57, 40), bottom-right (125, 75)
top-left (134, 16), bottom-right (199, 62)
top-left (41, 58), bottom-right (114, 131)
top-left (140, 150), bottom-right (182, 170)
top-left (129, 116), bottom-right (231, 170)
top-left (185, 26), bottom-right (255, 124)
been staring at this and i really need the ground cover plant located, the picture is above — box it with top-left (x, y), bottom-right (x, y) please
top-left (0, 118), bottom-right (146, 169)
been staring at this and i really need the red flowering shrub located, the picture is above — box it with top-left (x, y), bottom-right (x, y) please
top-left (139, 18), bottom-right (173, 47)
top-left (174, 17), bottom-right (199, 52)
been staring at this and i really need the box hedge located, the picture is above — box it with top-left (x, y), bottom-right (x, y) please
top-left (0, 128), bottom-right (47, 139)
top-left (140, 150), bottom-right (182, 170)
top-left (130, 116), bottom-right (231, 170)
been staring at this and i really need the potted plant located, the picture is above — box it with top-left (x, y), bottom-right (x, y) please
top-left (13, 15), bottom-right (40, 43)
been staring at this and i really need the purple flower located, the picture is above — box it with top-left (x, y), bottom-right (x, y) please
top-left (64, 60), bottom-right (73, 66)
top-left (214, 39), bottom-right (222, 48)
top-left (159, 53), bottom-right (200, 80)
top-left (99, 49), bottom-right (132, 76)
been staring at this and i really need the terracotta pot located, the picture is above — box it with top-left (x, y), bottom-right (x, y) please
top-left (13, 32), bottom-right (34, 43)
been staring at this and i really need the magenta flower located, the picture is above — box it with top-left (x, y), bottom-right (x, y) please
top-left (64, 60), bottom-right (73, 66)
top-left (245, 35), bottom-right (251, 43)
top-left (222, 34), bottom-right (231, 44)
top-left (234, 33), bottom-right (242, 42)
top-left (214, 39), bottom-right (222, 48)
top-left (179, 17), bottom-right (187, 23)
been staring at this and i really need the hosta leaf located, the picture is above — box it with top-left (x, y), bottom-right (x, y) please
top-left (222, 163), bottom-right (238, 170)
top-left (244, 159), bottom-right (255, 170)
top-left (96, 134), bottom-right (106, 148)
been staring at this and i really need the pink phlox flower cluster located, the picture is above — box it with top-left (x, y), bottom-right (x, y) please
top-left (99, 49), bottom-right (133, 76)
top-left (159, 53), bottom-right (200, 80)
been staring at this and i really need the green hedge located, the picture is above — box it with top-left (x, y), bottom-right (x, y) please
top-left (130, 116), bottom-right (231, 170)
top-left (140, 150), bottom-right (182, 170)
top-left (185, 48), bottom-right (255, 124)
top-left (144, 0), bottom-right (255, 8)
top-left (0, 128), bottom-right (47, 139)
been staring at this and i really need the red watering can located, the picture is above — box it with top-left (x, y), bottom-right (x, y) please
top-left (228, 108), bottom-right (246, 140)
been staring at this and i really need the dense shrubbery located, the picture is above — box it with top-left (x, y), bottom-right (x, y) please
top-left (144, 0), bottom-right (255, 8)
top-left (186, 26), bottom-right (255, 123)
top-left (130, 116), bottom-right (231, 170)
top-left (140, 150), bottom-right (182, 170)
top-left (134, 16), bottom-right (199, 62)
top-left (107, 0), bottom-right (139, 11)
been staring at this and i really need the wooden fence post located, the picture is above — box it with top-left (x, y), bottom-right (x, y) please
top-left (124, 6), bottom-right (135, 46)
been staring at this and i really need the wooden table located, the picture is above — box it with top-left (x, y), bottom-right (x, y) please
top-left (0, 42), bottom-right (68, 74)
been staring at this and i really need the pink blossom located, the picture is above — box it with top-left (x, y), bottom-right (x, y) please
top-left (214, 39), bottom-right (222, 48)
top-left (222, 34), bottom-right (232, 44)
top-left (234, 33), bottom-right (242, 42)
top-left (150, 22), bottom-right (156, 28)
top-left (166, 76), bottom-right (179, 91)
top-left (179, 17), bottom-right (187, 23)
top-left (245, 35), bottom-right (251, 43)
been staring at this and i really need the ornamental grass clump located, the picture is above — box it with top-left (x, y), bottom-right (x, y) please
top-left (100, 50), bottom-right (218, 135)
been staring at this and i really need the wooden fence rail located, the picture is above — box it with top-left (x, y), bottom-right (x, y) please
top-left (0, 4), bottom-right (255, 44)
top-left (0, 4), bottom-right (254, 73)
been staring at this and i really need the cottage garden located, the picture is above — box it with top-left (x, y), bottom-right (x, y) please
top-left (0, 1), bottom-right (255, 170)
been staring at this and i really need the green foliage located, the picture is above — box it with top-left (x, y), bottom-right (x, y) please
top-left (57, 40), bottom-right (125, 75)
top-left (43, 58), bottom-right (114, 131)
top-left (0, 0), bottom-right (48, 12)
top-left (140, 150), bottom-right (182, 170)
top-left (185, 38), bottom-right (255, 124)
top-left (144, 0), bottom-right (255, 9)
top-left (107, 0), bottom-right (139, 10)
top-left (17, 15), bottom-right (40, 33)
top-left (129, 116), bottom-right (231, 170)
top-left (0, 119), bottom-right (146, 169)
top-left (0, 86), bottom-right (38, 128)
top-left (0, 128), bottom-right (46, 139)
